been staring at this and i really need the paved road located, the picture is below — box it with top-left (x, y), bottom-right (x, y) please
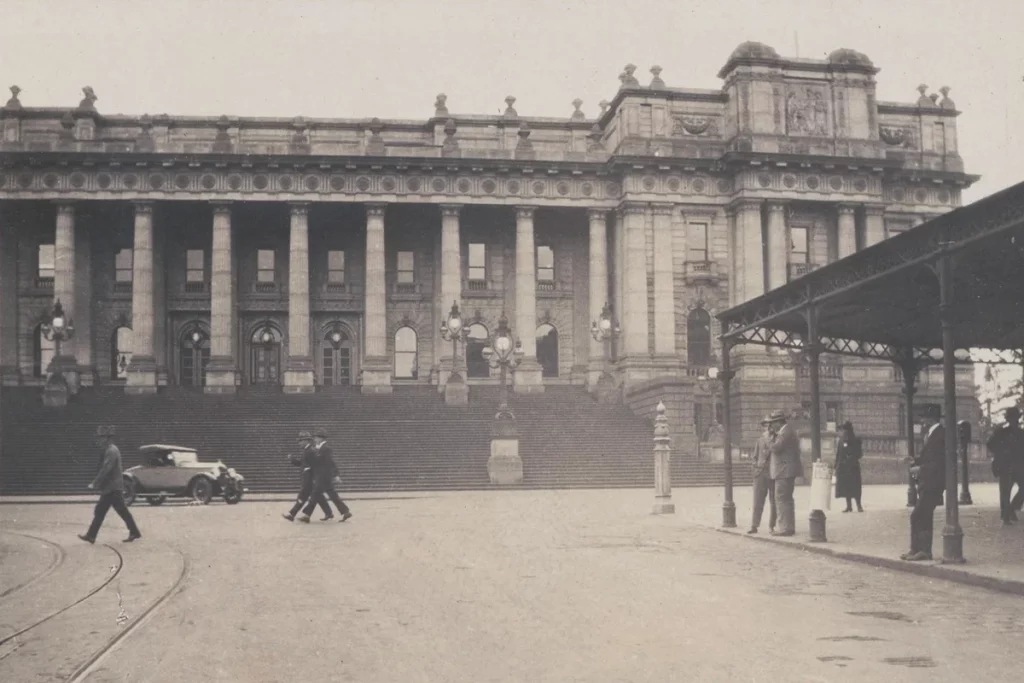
top-left (2, 490), bottom-right (1021, 682)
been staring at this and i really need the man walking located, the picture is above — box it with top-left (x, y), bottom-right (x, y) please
top-left (283, 430), bottom-right (333, 522)
top-left (79, 425), bottom-right (141, 544)
top-left (767, 409), bottom-right (802, 537)
top-left (901, 404), bottom-right (945, 561)
top-left (748, 415), bottom-right (777, 534)
top-left (298, 429), bottom-right (352, 523)
top-left (987, 407), bottom-right (1024, 524)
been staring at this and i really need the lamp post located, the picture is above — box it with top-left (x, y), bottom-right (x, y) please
top-left (694, 364), bottom-right (721, 448)
top-left (41, 299), bottom-right (76, 408)
top-left (440, 301), bottom-right (469, 406)
top-left (590, 301), bottom-right (621, 403)
top-left (482, 312), bottom-right (525, 485)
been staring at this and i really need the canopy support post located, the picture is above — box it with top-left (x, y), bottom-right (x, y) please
top-left (897, 352), bottom-right (920, 508)
top-left (806, 303), bottom-right (827, 542)
top-left (720, 337), bottom-right (736, 528)
top-left (938, 254), bottom-right (965, 564)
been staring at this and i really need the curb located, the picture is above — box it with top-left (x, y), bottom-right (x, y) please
top-left (715, 527), bottom-right (1024, 598)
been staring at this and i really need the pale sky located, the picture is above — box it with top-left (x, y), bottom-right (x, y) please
top-left (2, 0), bottom-right (1022, 204)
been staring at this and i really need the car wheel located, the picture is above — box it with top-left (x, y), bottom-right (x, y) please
top-left (122, 477), bottom-right (137, 506)
top-left (190, 477), bottom-right (214, 505)
top-left (147, 495), bottom-right (167, 506)
top-left (223, 482), bottom-right (243, 505)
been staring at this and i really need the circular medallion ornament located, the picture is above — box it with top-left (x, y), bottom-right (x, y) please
top-left (642, 176), bottom-right (656, 191)
top-left (305, 175), bottom-right (321, 191)
top-left (228, 174), bottom-right (243, 190)
top-left (666, 177), bottom-right (681, 192)
top-left (853, 178), bottom-right (868, 192)
top-left (330, 175), bottom-right (345, 191)
top-left (431, 177), bottom-right (447, 193)
top-left (508, 180), bottom-right (521, 194)
top-left (356, 176), bottom-right (371, 192)
top-left (43, 173), bottom-right (58, 189)
top-left (97, 173), bottom-right (112, 189)
top-left (380, 176), bottom-right (395, 192)
top-left (829, 176), bottom-right (843, 191)
top-left (606, 182), bottom-right (621, 196)
top-left (148, 174), bottom-right (165, 190)
top-left (482, 178), bottom-right (496, 194)
top-left (253, 175), bottom-right (269, 190)
top-left (406, 177), bottom-right (421, 192)
top-left (279, 176), bottom-right (293, 191)
top-left (937, 189), bottom-right (950, 204)
top-left (692, 178), bottom-right (706, 194)
top-left (202, 174), bottom-right (217, 190)
top-left (581, 182), bottom-right (593, 197)
top-left (123, 174), bottom-right (138, 189)
top-left (532, 181), bottom-right (545, 195)
top-left (757, 173), bottom-right (772, 188)
top-left (175, 174), bottom-right (190, 189)
top-left (806, 176), bottom-right (820, 190)
top-left (556, 181), bottom-right (569, 196)
top-left (914, 188), bottom-right (928, 203)
top-left (717, 178), bottom-right (732, 194)
top-left (457, 178), bottom-right (471, 193)
top-left (782, 174), bottom-right (797, 189)
top-left (17, 173), bottom-right (32, 189)
top-left (892, 187), bottom-right (906, 202)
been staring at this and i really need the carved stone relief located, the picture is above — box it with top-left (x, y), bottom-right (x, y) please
top-left (785, 86), bottom-right (829, 137)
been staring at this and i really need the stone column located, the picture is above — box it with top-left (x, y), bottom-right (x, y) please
top-left (284, 203), bottom-right (315, 393)
top-left (205, 202), bottom-right (237, 394)
top-left (152, 219), bottom-right (168, 385)
top-left (765, 202), bottom-right (788, 291)
top-left (125, 201), bottom-right (157, 394)
top-left (52, 202), bottom-right (80, 391)
top-left (864, 205), bottom-right (886, 247)
top-left (837, 203), bottom-right (857, 259)
top-left (74, 221), bottom-right (95, 386)
top-left (439, 204), bottom-right (462, 379)
top-left (651, 203), bottom-right (676, 356)
top-left (733, 199), bottom-right (765, 303)
top-left (361, 203), bottom-right (392, 393)
top-left (587, 208), bottom-right (608, 387)
top-left (0, 210), bottom-right (19, 385)
top-left (513, 206), bottom-right (543, 392)
top-left (621, 202), bottom-right (649, 357)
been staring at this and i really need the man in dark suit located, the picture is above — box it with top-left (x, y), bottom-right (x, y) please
top-left (901, 404), bottom-right (945, 561)
top-left (79, 425), bottom-right (142, 544)
top-left (767, 409), bottom-right (803, 536)
top-left (298, 429), bottom-right (352, 523)
top-left (987, 407), bottom-right (1024, 524)
top-left (283, 430), bottom-right (333, 521)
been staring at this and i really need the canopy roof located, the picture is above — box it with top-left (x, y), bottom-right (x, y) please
top-left (718, 180), bottom-right (1024, 363)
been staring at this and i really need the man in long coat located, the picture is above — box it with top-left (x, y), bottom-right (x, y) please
top-left (747, 415), bottom-right (777, 534)
top-left (283, 430), bottom-right (333, 521)
top-left (988, 407), bottom-right (1024, 523)
top-left (767, 409), bottom-right (803, 537)
top-left (901, 404), bottom-right (945, 561)
top-left (298, 429), bottom-right (352, 523)
top-left (79, 425), bottom-right (141, 544)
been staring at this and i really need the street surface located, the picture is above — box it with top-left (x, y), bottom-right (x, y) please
top-left (1, 488), bottom-right (1021, 682)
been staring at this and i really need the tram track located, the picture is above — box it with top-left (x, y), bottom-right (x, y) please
top-left (0, 530), bottom-right (67, 601)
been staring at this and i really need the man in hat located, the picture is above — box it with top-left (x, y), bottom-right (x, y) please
top-left (748, 414), bottom-right (777, 534)
top-left (986, 407), bottom-right (1024, 524)
top-left (298, 429), bottom-right (352, 523)
top-left (283, 430), bottom-right (333, 521)
top-left (902, 404), bottom-right (946, 561)
top-left (767, 409), bottom-right (802, 536)
top-left (79, 425), bottom-right (141, 544)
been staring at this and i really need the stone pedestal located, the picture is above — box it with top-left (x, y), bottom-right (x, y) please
top-left (361, 357), bottom-right (393, 395)
top-left (488, 410), bottom-right (523, 485)
top-left (512, 359), bottom-right (544, 394)
top-left (42, 372), bottom-right (70, 408)
top-left (593, 371), bottom-right (619, 404)
top-left (49, 354), bottom-right (80, 395)
top-left (444, 372), bottom-right (469, 406)
top-left (205, 357), bottom-right (238, 395)
top-left (124, 355), bottom-right (158, 395)
top-left (284, 357), bottom-right (316, 394)
top-left (652, 401), bottom-right (675, 514)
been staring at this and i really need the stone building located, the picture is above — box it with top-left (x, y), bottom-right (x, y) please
top-left (0, 42), bottom-right (980, 462)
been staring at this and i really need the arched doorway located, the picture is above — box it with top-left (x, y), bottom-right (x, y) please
top-left (250, 322), bottom-right (282, 385)
top-left (111, 326), bottom-right (133, 380)
top-left (394, 326), bottom-right (418, 379)
top-left (687, 308), bottom-right (712, 368)
top-left (179, 323), bottom-right (210, 387)
top-left (322, 323), bottom-right (354, 386)
top-left (466, 323), bottom-right (490, 379)
top-left (536, 324), bottom-right (558, 378)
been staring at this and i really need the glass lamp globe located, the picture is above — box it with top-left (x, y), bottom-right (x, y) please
top-left (262, 331), bottom-right (272, 344)
top-left (448, 314), bottom-right (463, 335)
top-left (331, 331), bottom-right (342, 344)
top-left (191, 331), bottom-right (202, 344)
top-left (495, 336), bottom-right (511, 354)
top-left (53, 315), bottom-right (65, 330)
top-left (707, 367), bottom-right (719, 380)
top-left (599, 317), bottom-right (612, 333)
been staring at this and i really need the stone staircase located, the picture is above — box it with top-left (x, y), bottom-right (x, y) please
top-left (0, 385), bottom-right (750, 495)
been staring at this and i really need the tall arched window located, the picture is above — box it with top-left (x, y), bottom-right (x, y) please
top-left (466, 323), bottom-right (490, 378)
top-left (322, 324), bottom-right (353, 386)
top-left (394, 327), bottom-right (418, 379)
top-left (112, 326), bottom-right (134, 379)
top-left (250, 323), bottom-right (282, 385)
top-left (33, 324), bottom-right (56, 378)
top-left (179, 323), bottom-right (210, 387)
top-left (687, 308), bottom-right (712, 368)
top-left (536, 324), bottom-right (559, 378)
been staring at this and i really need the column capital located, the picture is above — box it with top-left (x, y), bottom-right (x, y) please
top-left (440, 203), bottom-right (463, 219)
top-left (650, 202), bottom-right (675, 217)
top-left (366, 203), bottom-right (387, 218)
top-left (514, 205), bottom-right (536, 221)
top-left (836, 202), bottom-right (857, 216)
top-left (766, 200), bottom-right (788, 215)
top-left (587, 208), bottom-right (608, 222)
top-left (616, 201), bottom-right (647, 217)
top-left (863, 204), bottom-right (886, 217)
top-left (132, 200), bottom-right (154, 216)
top-left (727, 198), bottom-right (763, 213)
top-left (210, 200), bottom-right (233, 216)
top-left (289, 202), bottom-right (309, 218)
top-left (55, 200), bottom-right (75, 216)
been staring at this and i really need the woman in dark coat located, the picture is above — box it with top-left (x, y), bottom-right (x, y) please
top-left (835, 421), bottom-right (864, 512)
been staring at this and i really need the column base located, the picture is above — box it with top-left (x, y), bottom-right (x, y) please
top-left (77, 365), bottom-right (97, 389)
top-left (1, 365), bottom-right (21, 386)
top-left (204, 356), bottom-right (238, 395)
top-left (156, 366), bottom-right (170, 387)
top-left (941, 523), bottom-right (966, 564)
top-left (42, 373), bottom-right (70, 408)
top-left (722, 500), bottom-right (737, 528)
top-left (652, 498), bottom-right (676, 515)
top-left (48, 354), bottom-right (80, 395)
top-left (513, 359), bottom-right (544, 394)
top-left (808, 509), bottom-right (828, 542)
top-left (125, 355), bottom-right (158, 395)
top-left (488, 437), bottom-right (523, 485)
top-left (361, 356), bottom-right (392, 395)
top-left (284, 356), bottom-right (316, 394)
top-left (444, 372), bottom-right (469, 406)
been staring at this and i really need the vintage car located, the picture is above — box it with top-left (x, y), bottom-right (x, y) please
top-left (122, 445), bottom-right (247, 506)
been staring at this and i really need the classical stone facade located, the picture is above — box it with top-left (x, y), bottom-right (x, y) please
top-left (0, 43), bottom-right (980, 456)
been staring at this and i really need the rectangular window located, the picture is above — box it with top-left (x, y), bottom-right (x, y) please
top-left (537, 245), bottom-right (554, 282)
top-left (687, 222), bottom-right (709, 262)
top-left (257, 249), bottom-right (275, 283)
top-left (468, 243), bottom-right (486, 281)
top-left (825, 402), bottom-right (841, 432)
top-left (186, 249), bottom-right (205, 282)
top-left (327, 250), bottom-right (345, 284)
top-left (789, 226), bottom-right (809, 263)
top-left (397, 251), bottom-right (415, 284)
top-left (38, 244), bottom-right (55, 279)
top-left (115, 248), bottom-right (133, 282)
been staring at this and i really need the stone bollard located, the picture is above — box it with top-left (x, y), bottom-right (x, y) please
top-left (652, 401), bottom-right (674, 514)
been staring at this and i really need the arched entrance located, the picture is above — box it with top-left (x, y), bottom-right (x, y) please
top-left (250, 322), bottom-right (282, 385)
top-left (466, 323), bottom-right (490, 379)
top-left (321, 323), bottom-right (355, 386)
top-left (394, 326), bottom-right (418, 379)
top-left (179, 322), bottom-right (210, 387)
top-left (111, 326), bottom-right (133, 380)
top-left (536, 323), bottom-right (558, 378)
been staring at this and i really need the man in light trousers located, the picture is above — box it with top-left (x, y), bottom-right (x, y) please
top-left (748, 415), bottom-right (777, 534)
top-left (767, 409), bottom-right (803, 537)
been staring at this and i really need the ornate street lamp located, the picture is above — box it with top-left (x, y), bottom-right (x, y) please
top-left (41, 299), bottom-right (76, 408)
top-left (440, 301), bottom-right (470, 379)
top-left (590, 301), bottom-right (621, 363)
top-left (694, 364), bottom-right (721, 449)
top-left (482, 312), bottom-right (525, 416)
top-left (482, 311), bottom-right (525, 485)
top-left (41, 299), bottom-right (75, 359)
top-left (326, 323), bottom-right (345, 349)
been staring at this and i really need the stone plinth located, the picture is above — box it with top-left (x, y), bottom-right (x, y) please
top-left (444, 372), bottom-right (469, 406)
top-left (204, 356), bottom-right (238, 395)
top-left (283, 357), bottom-right (316, 394)
top-left (512, 359), bottom-right (544, 394)
top-left (361, 356), bottom-right (393, 395)
top-left (124, 354), bottom-right (158, 395)
top-left (48, 354), bottom-right (79, 395)
top-left (42, 373), bottom-right (70, 408)
top-left (488, 410), bottom-right (523, 485)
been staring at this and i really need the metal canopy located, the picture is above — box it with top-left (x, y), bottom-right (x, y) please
top-left (718, 180), bottom-right (1024, 362)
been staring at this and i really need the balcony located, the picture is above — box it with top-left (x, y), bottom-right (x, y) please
top-left (683, 260), bottom-right (721, 285)
top-left (112, 281), bottom-right (133, 295)
top-left (182, 281), bottom-right (209, 295)
top-left (252, 281), bottom-right (280, 295)
top-left (34, 276), bottom-right (54, 292)
top-left (787, 262), bottom-right (819, 281)
top-left (463, 278), bottom-right (497, 299)
top-left (389, 281), bottom-right (423, 302)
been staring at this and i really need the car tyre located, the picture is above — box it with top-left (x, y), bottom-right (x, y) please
top-left (190, 477), bottom-right (214, 505)
top-left (147, 495), bottom-right (167, 506)
top-left (122, 476), bottom-right (137, 506)
top-left (223, 483), bottom-right (243, 505)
